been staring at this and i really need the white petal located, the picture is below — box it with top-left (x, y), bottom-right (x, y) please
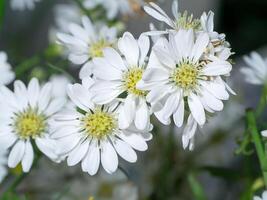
top-left (45, 98), bottom-right (66, 116)
top-left (202, 60), bottom-right (232, 76)
top-left (8, 140), bottom-right (26, 168)
top-left (135, 100), bottom-right (149, 130)
top-left (101, 140), bottom-right (118, 174)
top-left (111, 137), bottom-right (137, 163)
top-left (188, 93), bottom-right (206, 125)
top-left (118, 131), bottom-right (148, 151)
top-left (67, 140), bottom-right (89, 166)
top-left (142, 68), bottom-right (169, 82)
top-left (27, 78), bottom-right (40, 108)
top-left (38, 83), bottom-right (52, 111)
top-left (82, 139), bottom-right (100, 175)
top-left (173, 97), bottom-right (184, 127)
top-left (21, 141), bottom-right (34, 172)
top-left (102, 47), bottom-right (126, 71)
top-left (261, 130), bottom-right (267, 137)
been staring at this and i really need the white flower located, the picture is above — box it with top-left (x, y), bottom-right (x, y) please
top-left (0, 78), bottom-right (66, 172)
top-left (90, 32), bottom-right (151, 130)
top-left (254, 191), bottom-right (267, 200)
top-left (57, 16), bottom-right (117, 78)
top-left (0, 150), bottom-right (8, 183)
top-left (144, 1), bottom-right (232, 61)
top-left (10, 0), bottom-right (40, 11)
top-left (0, 52), bottom-right (15, 85)
top-left (52, 77), bottom-right (152, 175)
top-left (83, 0), bottom-right (142, 20)
top-left (261, 130), bottom-right (267, 137)
top-left (241, 52), bottom-right (267, 85)
top-left (144, 0), bottom-right (200, 34)
top-left (138, 29), bottom-right (233, 149)
top-left (49, 75), bottom-right (71, 98)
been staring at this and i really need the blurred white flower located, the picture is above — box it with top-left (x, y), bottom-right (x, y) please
top-left (57, 16), bottom-right (117, 78)
top-left (0, 52), bottom-right (15, 85)
top-left (241, 52), bottom-right (267, 85)
top-left (90, 32), bottom-right (151, 130)
top-left (0, 78), bottom-right (66, 172)
top-left (10, 0), bottom-right (40, 11)
top-left (49, 75), bottom-right (71, 98)
top-left (83, 0), bottom-right (142, 20)
top-left (0, 150), bottom-right (8, 183)
top-left (138, 29), bottom-right (233, 149)
top-left (254, 191), bottom-right (267, 200)
top-left (52, 77), bottom-right (152, 175)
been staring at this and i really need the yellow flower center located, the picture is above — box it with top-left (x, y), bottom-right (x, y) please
top-left (171, 62), bottom-right (199, 90)
top-left (89, 39), bottom-right (112, 58)
top-left (123, 67), bottom-right (147, 97)
top-left (14, 108), bottom-right (47, 139)
top-left (82, 109), bottom-right (117, 139)
top-left (176, 11), bottom-right (200, 30)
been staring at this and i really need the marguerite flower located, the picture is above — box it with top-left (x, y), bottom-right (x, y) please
top-left (241, 52), bottom-right (267, 85)
top-left (0, 52), bottom-right (15, 85)
top-left (0, 78), bottom-right (66, 172)
top-left (138, 29), bottom-right (233, 149)
top-left (254, 191), bottom-right (267, 200)
top-left (52, 77), bottom-right (152, 175)
top-left (90, 32), bottom-right (151, 130)
top-left (57, 16), bottom-right (117, 78)
top-left (144, 0), bottom-right (201, 34)
top-left (0, 150), bottom-right (8, 183)
top-left (10, 0), bottom-right (40, 11)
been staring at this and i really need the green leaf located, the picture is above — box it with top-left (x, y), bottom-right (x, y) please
top-left (0, 192), bottom-right (28, 200)
top-left (187, 172), bottom-right (207, 200)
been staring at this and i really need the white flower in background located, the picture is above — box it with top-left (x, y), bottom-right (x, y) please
top-left (144, 0), bottom-right (201, 34)
top-left (0, 151), bottom-right (8, 183)
top-left (0, 52), bottom-right (15, 85)
top-left (49, 75), bottom-right (71, 98)
top-left (241, 52), bottom-right (267, 85)
top-left (138, 29), bottom-right (233, 149)
top-left (90, 32), bottom-right (151, 130)
top-left (0, 78), bottom-right (66, 172)
top-left (10, 0), bottom-right (40, 11)
top-left (49, 3), bottom-right (82, 43)
top-left (254, 191), bottom-right (267, 200)
top-left (57, 16), bottom-right (117, 78)
top-left (52, 77), bottom-right (152, 175)
top-left (83, 0), bottom-right (143, 20)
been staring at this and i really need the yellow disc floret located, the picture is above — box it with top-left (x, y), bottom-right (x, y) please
top-left (82, 109), bottom-right (116, 139)
top-left (123, 67), bottom-right (147, 97)
top-left (89, 39), bottom-right (112, 58)
top-left (14, 108), bottom-right (47, 139)
top-left (176, 11), bottom-right (200, 30)
top-left (171, 62), bottom-right (199, 91)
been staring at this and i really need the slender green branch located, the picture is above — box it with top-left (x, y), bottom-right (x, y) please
top-left (246, 109), bottom-right (267, 188)
top-left (256, 84), bottom-right (267, 117)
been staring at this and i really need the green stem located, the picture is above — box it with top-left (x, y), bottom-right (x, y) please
top-left (256, 84), bottom-right (267, 117)
top-left (46, 63), bottom-right (76, 82)
top-left (246, 110), bottom-right (267, 188)
top-left (2, 153), bottom-right (42, 196)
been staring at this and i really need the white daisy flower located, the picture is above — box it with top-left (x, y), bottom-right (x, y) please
top-left (0, 150), bottom-right (8, 183)
top-left (90, 32), bottom-right (151, 130)
top-left (57, 16), bottom-right (117, 78)
top-left (10, 0), bottom-right (40, 11)
top-left (83, 0), bottom-right (141, 20)
top-left (0, 52), bottom-right (15, 85)
top-left (261, 130), bottom-right (267, 138)
top-left (241, 52), bottom-right (267, 85)
top-left (254, 191), bottom-right (267, 200)
top-left (52, 77), bottom-right (152, 175)
top-left (0, 78), bottom-right (66, 172)
top-left (144, 0), bottom-right (201, 34)
top-left (138, 29), bottom-right (233, 148)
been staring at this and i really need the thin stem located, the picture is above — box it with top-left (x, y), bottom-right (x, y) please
top-left (256, 84), bottom-right (267, 117)
top-left (246, 109), bottom-right (267, 188)
top-left (46, 63), bottom-right (76, 82)
top-left (2, 153), bottom-right (42, 196)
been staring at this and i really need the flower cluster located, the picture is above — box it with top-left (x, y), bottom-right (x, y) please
top-left (0, 0), bottom-right (234, 177)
